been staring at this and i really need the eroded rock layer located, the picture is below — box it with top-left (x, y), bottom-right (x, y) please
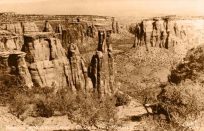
top-left (22, 32), bottom-right (90, 92)
top-left (132, 16), bottom-right (204, 54)
top-left (88, 30), bottom-right (115, 97)
top-left (0, 51), bottom-right (33, 87)
top-left (0, 16), bottom-right (116, 96)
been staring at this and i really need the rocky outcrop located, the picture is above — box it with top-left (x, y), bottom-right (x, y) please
top-left (55, 24), bottom-right (63, 34)
top-left (3, 23), bottom-right (23, 34)
top-left (23, 22), bottom-right (39, 33)
top-left (61, 27), bottom-right (83, 49)
top-left (0, 30), bottom-right (23, 51)
top-left (1, 22), bottom-right (39, 34)
top-left (88, 30), bottom-right (115, 98)
top-left (43, 21), bottom-right (54, 32)
top-left (0, 51), bottom-right (33, 87)
top-left (0, 15), bottom-right (116, 95)
top-left (132, 16), bottom-right (204, 52)
top-left (22, 32), bottom-right (68, 87)
top-left (0, 22), bottom-right (40, 51)
top-left (67, 43), bottom-right (92, 92)
top-left (22, 32), bottom-right (91, 92)
top-left (0, 36), bottom-right (22, 51)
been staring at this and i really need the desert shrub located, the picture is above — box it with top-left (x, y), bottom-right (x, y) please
top-left (157, 81), bottom-right (204, 125)
top-left (6, 84), bottom-right (118, 130)
top-left (136, 115), bottom-right (192, 131)
top-left (52, 90), bottom-right (118, 130)
top-left (169, 45), bottom-right (204, 84)
top-left (132, 80), bottom-right (203, 130)
top-left (9, 86), bottom-right (55, 119)
top-left (131, 45), bottom-right (204, 130)
top-left (114, 92), bottom-right (130, 106)
top-left (0, 70), bottom-right (24, 105)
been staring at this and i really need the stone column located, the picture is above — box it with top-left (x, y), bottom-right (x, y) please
top-left (16, 52), bottom-right (33, 88)
top-left (116, 21), bottom-right (119, 34)
top-left (43, 21), bottom-right (53, 32)
top-left (68, 43), bottom-right (88, 93)
top-left (55, 24), bottom-right (63, 34)
top-left (0, 53), bottom-right (9, 71)
top-left (112, 17), bottom-right (116, 33)
top-left (97, 30), bottom-right (106, 52)
top-left (89, 30), bottom-right (115, 98)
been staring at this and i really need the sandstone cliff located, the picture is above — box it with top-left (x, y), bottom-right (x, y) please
top-left (22, 32), bottom-right (91, 92)
top-left (0, 51), bottom-right (33, 87)
top-left (0, 30), bottom-right (23, 51)
top-left (0, 18), bottom-right (116, 97)
top-left (132, 16), bottom-right (204, 55)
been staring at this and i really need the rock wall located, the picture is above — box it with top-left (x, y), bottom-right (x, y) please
top-left (22, 32), bottom-right (91, 92)
top-left (0, 16), bottom-right (116, 96)
top-left (0, 22), bottom-right (40, 51)
top-left (0, 28), bottom-right (24, 51)
top-left (1, 22), bottom-right (39, 34)
top-left (132, 16), bottom-right (204, 54)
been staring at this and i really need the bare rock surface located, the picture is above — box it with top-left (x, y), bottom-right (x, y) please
top-left (131, 17), bottom-right (204, 55)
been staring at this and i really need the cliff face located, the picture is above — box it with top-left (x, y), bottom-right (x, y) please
top-left (22, 32), bottom-right (91, 92)
top-left (132, 17), bottom-right (204, 55)
top-left (0, 18), bottom-right (115, 97)
top-left (0, 30), bottom-right (23, 51)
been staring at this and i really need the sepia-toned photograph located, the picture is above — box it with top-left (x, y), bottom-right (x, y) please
top-left (0, 0), bottom-right (204, 130)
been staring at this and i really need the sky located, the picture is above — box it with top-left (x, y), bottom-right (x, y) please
top-left (0, 0), bottom-right (203, 17)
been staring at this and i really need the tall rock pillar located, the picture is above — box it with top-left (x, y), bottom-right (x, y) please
top-left (89, 30), bottom-right (115, 98)
top-left (15, 52), bottom-right (33, 88)
top-left (0, 53), bottom-right (9, 71)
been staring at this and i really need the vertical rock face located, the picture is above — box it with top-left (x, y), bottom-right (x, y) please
top-left (0, 51), bottom-right (33, 87)
top-left (67, 43), bottom-right (92, 92)
top-left (4, 23), bottom-right (23, 34)
top-left (1, 22), bottom-right (39, 34)
top-left (55, 24), bottom-right (63, 34)
top-left (0, 30), bottom-right (23, 51)
top-left (88, 30), bottom-right (115, 98)
top-left (0, 53), bottom-right (9, 70)
top-left (23, 33), bottom-right (69, 87)
top-left (132, 16), bottom-right (204, 53)
top-left (22, 32), bottom-right (91, 92)
top-left (112, 18), bottom-right (116, 33)
top-left (116, 21), bottom-right (119, 34)
top-left (10, 52), bottom-right (33, 87)
top-left (43, 21), bottom-right (54, 32)
top-left (0, 19), bottom-right (116, 95)
top-left (61, 27), bottom-right (84, 49)
top-left (22, 22), bottom-right (39, 33)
